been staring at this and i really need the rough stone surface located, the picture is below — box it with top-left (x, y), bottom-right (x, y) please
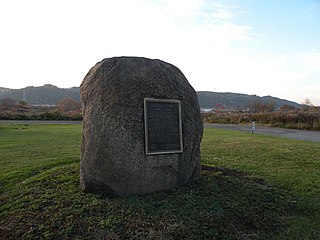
top-left (80, 57), bottom-right (203, 196)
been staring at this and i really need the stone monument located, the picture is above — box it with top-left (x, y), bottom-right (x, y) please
top-left (80, 57), bottom-right (203, 196)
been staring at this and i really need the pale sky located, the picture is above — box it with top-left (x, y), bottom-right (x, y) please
top-left (0, 0), bottom-right (319, 105)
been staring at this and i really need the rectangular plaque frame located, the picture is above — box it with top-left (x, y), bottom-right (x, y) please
top-left (144, 98), bottom-right (183, 155)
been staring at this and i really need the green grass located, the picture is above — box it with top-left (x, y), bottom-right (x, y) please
top-left (0, 124), bottom-right (81, 194)
top-left (202, 128), bottom-right (320, 239)
top-left (0, 124), bottom-right (319, 239)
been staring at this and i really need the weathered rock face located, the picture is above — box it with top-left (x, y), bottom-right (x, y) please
top-left (80, 57), bottom-right (203, 196)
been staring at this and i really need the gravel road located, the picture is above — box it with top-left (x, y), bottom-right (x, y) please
top-left (205, 123), bottom-right (320, 143)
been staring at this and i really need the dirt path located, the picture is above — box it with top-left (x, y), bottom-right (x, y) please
top-left (205, 123), bottom-right (320, 143)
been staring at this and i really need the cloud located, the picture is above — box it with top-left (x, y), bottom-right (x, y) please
top-left (146, 0), bottom-right (252, 39)
top-left (0, 0), bottom-right (318, 106)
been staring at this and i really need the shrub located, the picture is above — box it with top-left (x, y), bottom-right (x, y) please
top-left (203, 111), bottom-right (320, 131)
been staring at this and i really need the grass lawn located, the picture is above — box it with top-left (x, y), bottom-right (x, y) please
top-left (0, 124), bottom-right (319, 239)
top-left (202, 128), bottom-right (320, 239)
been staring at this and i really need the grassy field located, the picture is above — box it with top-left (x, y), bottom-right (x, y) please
top-left (0, 124), bottom-right (319, 239)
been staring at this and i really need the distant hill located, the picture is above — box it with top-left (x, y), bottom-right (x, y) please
top-left (0, 85), bottom-right (301, 109)
top-left (0, 84), bottom-right (80, 105)
top-left (196, 91), bottom-right (301, 110)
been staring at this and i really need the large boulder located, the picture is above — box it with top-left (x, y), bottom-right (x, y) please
top-left (80, 57), bottom-right (203, 196)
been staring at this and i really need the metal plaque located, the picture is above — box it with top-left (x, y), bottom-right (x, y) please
top-left (144, 98), bottom-right (183, 155)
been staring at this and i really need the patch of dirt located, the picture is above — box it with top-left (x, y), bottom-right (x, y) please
top-left (202, 165), bottom-right (272, 190)
top-left (202, 165), bottom-right (246, 178)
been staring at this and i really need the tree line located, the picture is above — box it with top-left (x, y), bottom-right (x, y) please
top-left (0, 97), bottom-right (82, 120)
top-left (203, 105), bottom-right (320, 131)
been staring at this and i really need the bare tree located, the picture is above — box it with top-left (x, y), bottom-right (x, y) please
top-left (302, 98), bottom-right (313, 106)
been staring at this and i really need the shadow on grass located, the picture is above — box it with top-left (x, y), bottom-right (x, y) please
top-left (0, 164), bottom-right (296, 240)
